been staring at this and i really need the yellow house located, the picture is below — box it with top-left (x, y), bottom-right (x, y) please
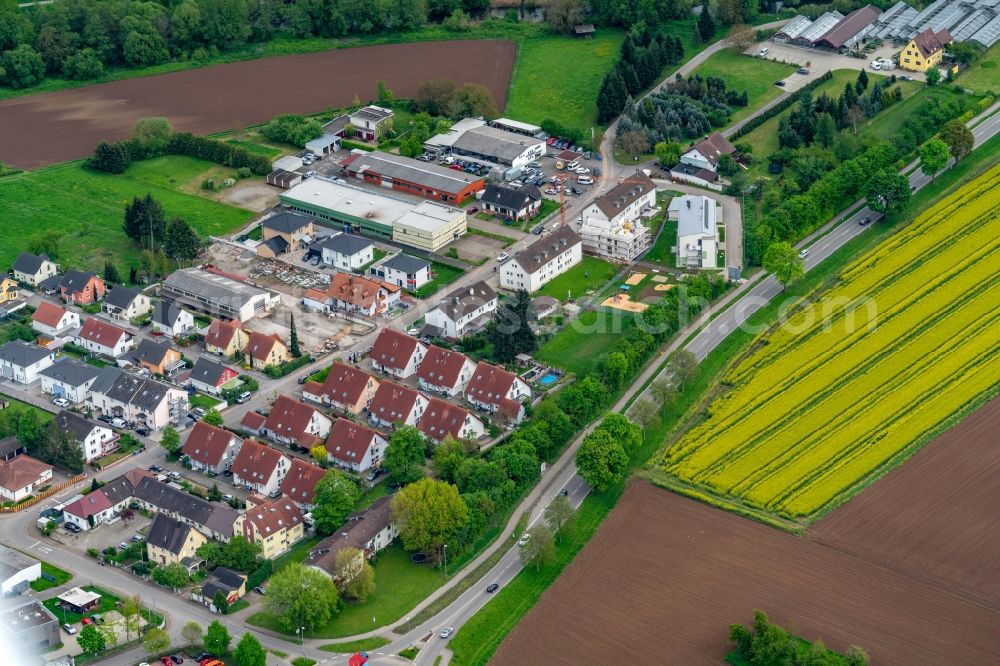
top-left (900, 28), bottom-right (952, 72)
top-left (244, 331), bottom-right (290, 371)
top-left (235, 495), bottom-right (305, 559)
top-left (145, 513), bottom-right (207, 566)
top-left (0, 278), bottom-right (19, 304)
top-left (205, 319), bottom-right (249, 357)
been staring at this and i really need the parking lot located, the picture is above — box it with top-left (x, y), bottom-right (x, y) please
top-left (755, 40), bottom-right (926, 88)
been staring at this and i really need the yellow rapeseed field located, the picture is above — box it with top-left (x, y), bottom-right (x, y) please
top-left (657, 165), bottom-right (1000, 520)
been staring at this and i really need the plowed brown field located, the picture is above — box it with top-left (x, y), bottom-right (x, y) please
top-left (494, 448), bottom-right (1000, 665)
top-left (0, 40), bottom-right (515, 169)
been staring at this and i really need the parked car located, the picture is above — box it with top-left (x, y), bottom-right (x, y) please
top-left (497, 252), bottom-right (509, 263)
top-left (440, 627), bottom-right (455, 638)
top-left (222, 494), bottom-right (234, 502)
top-left (236, 391), bottom-right (252, 404)
top-left (758, 47), bottom-right (769, 57)
top-left (135, 427), bottom-right (151, 437)
top-left (222, 469), bottom-right (233, 477)
top-left (467, 206), bottom-right (478, 214)
top-left (52, 397), bottom-right (70, 408)
top-left (774, 80), bottom-right (786, 87)
top-left (594, 167), bottom-right (602, 177)
top-left (82, 618), bottom-right (93, 626)
top-left (170, 655), bottom-right (184, 663)
top-left (111, 417), bottom-right (127, 429)
top-left (870, 60), bottom-right (881, 70)
top-left (119, 542), bottom-right (129, 550)
top-left (168, 471), bottom-right (182, 481)
top-left (97, 414), bottom-right (114, 424)
top-left (900, 75), bottom-right (913, 81)
top-left (149, 464), bottom-right (163, 473)
top-left (65, 522), bottom-right (81, 533)
top-left (62, 623), bottom-right (77, 635)
top-left (131, 534), bottom-right (144, 542)
top-left (254, 586), bottom-right (266, 595)
top-left (366, 469), bottom-right (382, 482)
top-left (486, 583), bottom-right (500, 593)
top-left (160, 657), bottom-right (172, 666)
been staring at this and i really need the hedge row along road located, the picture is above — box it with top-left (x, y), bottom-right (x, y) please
top-left (0, 40), bottom-right (515, 169)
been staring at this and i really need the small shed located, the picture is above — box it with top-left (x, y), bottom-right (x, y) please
top-left (574, 24), bottom-right (596, 39)
top-left (306, 133), bottom-right (341, 157)
top-left (267, 169), bottom-right (303, 189)
top-left (515, 353), bottom-right (534, 367)
top-left (272, 155), bottom-right (303, 172)
top-left (57, 587), bottom-right (101, 614)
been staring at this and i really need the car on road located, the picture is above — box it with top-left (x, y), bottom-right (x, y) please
top-left (486, 583), bottom-right (500, 593)
top-left (558, 488), bottom-right (569, 497)
top-left (440, 627), bottom-right (455, 638)
top-left (798, 248), bottom-right (810, 258)
top-left (52, 397), bottom-right (70, 408)
top-left (497, 252), bottom-right (509, 262)
top-left (148, 465), bottom-right (163, 473)
top-left (518, 532), bottom-right (531, 546)
top-left (859, 216), bottom-right (872, 226)
top-left (796, 68), bottom-right (809, 74)
top-left (62, 623), bottom-right (76, 634)
top-left (254, 586), bottom-right (266, 595)
top-left (135, 427), bottom-right (151, 437)
top-left (774, 80), bottom-right (786, 87)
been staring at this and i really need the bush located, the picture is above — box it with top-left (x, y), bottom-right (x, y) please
top-left (62, 48), bottom-right (105, 80)
top-left (237, 167), bottom-right (252, 178)
top-left (87, 548), bottom-right (100, 558)
top-left (262, 114), bottom-right (323, 147)
top-left (262, 354), bottom-right (312, 379)
top-left (247, 560), bottom-right (272, 589)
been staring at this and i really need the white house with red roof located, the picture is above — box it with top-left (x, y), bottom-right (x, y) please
top-left (464, 361), bottom-right (531, 424)
top-left (416, 345), bottom-right (476, 397)
top-left (31, 301), bottom-right (79, 338)
top-left (418, 398), bottom-right (485, 443)
top-left (369, 328), bottom-right (427, 379)
top-left (0, 454), bottom-right (53, 502)
top-left (368, 381), bottom-right (427, 429)
top-left (324, 418), bottom-right (387, 473)
top-left (279, 458), bottom-right (327, 510)
top-left (75, 317), bottom-right (132, 358)
top-left (231, 440), bottom-right (290, 497)
top-left (302, 362), bottom-right (379, 415)
top-left (182, 421), bottom-right (243, 476)
top-left (261, 395), bottom-right (332, 447)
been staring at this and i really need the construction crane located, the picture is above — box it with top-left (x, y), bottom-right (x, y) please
top-left (559, 184), bottom-right (566, 227)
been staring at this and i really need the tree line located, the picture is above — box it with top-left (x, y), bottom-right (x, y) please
top-left (0, 404), bottom-right (84, 472)
top-left (729, 610), bottom-right (870, 666)
top-left (597, 28), bottom-right (686, 123)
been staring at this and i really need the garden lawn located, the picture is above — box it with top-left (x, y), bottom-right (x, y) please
top-left (42, 586), bottom-right (120, 625)
top-left (0, 158), bottom-right (253, 273)
top-left (0, 393), bottom-right (54, 423)
top-left (689, 48), bottom-right (796, 124)
top-left (645, 218), bottom-right (678, 265)
top-left (536, 309), bottom-right (637, 377)
top-left (413, 262), bottom-right (465, 299)
top-left (188, 393), bottom-right (222, 410)
top-left (30, 561), bottom-right (73, 592)
top-left (957, 42), bottom-right (1000, 96)
top-left (248, 544), bottom-right (446, 639)
top-left (506, 30), bottom-right (626, 140)
top-left (532, 256), bottom-right (618, 301)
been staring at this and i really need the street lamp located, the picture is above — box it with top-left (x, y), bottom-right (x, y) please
top-left (443, 544), bottom-right (448, 578)
top-left (298, 626), bottom-right (306, 657)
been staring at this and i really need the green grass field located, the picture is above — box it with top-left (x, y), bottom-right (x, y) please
top-left (506, 31), bottom-right (625, 139)
top-left (532, 256), bottom-right (618, 301)
top-left (414, 262), bottom-right (465, 299)
top-left (859, 84), bottom-right (974, 143)
top-left (536, 309), bottom-right (637, 376)
top-left (0, 157), bottom-right (253, 273)
top-left (957, 42), bottom-right (999, 95)
top-left (690, 48), bottom-right (796, 124)
top-left (319, 637), bottom-right (391, 653)
top-left (30, 561), bottom-right (73, 592)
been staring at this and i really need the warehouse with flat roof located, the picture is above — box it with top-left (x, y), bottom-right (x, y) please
top-left (162, 268), bottom-right (279, 321)
top-left (449, 125), bottom-right (546, 169)
top-left (344, 150), bottom-right (484, 204)
top-left (392, 201), bottom-right (467, 252)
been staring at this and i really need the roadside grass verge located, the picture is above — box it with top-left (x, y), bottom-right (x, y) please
top-left (689, 48), bottom-right (796, 124)
top-left (319, 637), bottom-right (391, 653)
top-left (30, 561), bottom-right (74, 592)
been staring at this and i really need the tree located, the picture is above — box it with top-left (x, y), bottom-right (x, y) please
top-left (233, 632), bottom-right (266, 666)
top-left (547, 0), bottom-right (584, 34)
top-left (263, 563), bottom-right (340, 632)
top-left (78, 624), bottom-right (106, 654)
top-left (1, 44), bottom-right (45, 88)
top-left (575, 429), bottom-right (628, 493)
top-left (845, 645), bottom-right (870, 666)
top-left (939, 119), bottom-right (973, 163)
top-left (207, 483), bottom-right (222, 502)
top-left (855, 68), bottom-right (869, 93)
top-left (204, 620), bottom-right (231, 657)
top-left (62, 48), bottom-right (105, 80)
top-left (628, 398), bottom-right (660, 430)
top-left (376, 80), bottom-right (394, 106)
top-left (310, 444), bottom-right (327, 465)
top-left (650, 378), bottom-right (678, 409)
top-left (925, 67), bottom-right (941, 86)
top-left (544, 494), bottom-right (574, 541)
top-left (152, 562), bottom-right (190, 589)
top-left (213, 589), bottom-right (230, 614)
top-left (181, 621), bottom-right (203, 648)
top-left (312, 470), bottom-right (359, 535)
top-left (431, 435), bottom-right (467, 483)
top-left (123, 194), bottom-right (166, 249)
top-left (596, 68), bottom-right (628, 123)
top-left (143, 627), bottom-right (170, 655)
top-left (726, 24), bottom-right (755, 52)
top-left (488, 289), bottom-right (537, 363)
top-left (519, 523), bottom-right (555, 571)
top-left (103, 261), bottom-right (120, 285)
top-left (399, 134), bottom-right (424, 158)
top-left (392, 478), bottom-right (469, 560)
top-left (163, 217), bottom-right (201, 261)
top-left (846, 105), bottom-right (865, 134)
top-left (865, 170), bottom-right (910, 214)
top-left (160, 425), bottom-right (180, 455)
top-left (668, 350), bottom-right (698, 392)
top-left (335, 547), bottom-right (376, 601)
top-left (201, 409), bottom-right (224, 427)
top-left (762, 241), bottom-right (804, 292)
top-left (132, 117), bottom-right (173, 154)
top-left (383, 425), bottom-right (426, 484)
top-left (121, 595), bottom-right (141, 642)
top-left (91, 141), bottom-right (131, 174)
top-left (717, 153), bottom-right (738, 177)
top-left (696, 2), bottom-right (716, 43)
top-left (654, 140), bottom-right (682, 167)
top-left (616, 130), bottom-right (649, 160)
top-left (288, 314), bottom-right (301, 357)
top-left (98, 622), bottom-right (119, 650)
top-left (209, 536), bottom-right (262, 572)
top-left (815, 113), bottom-right (836, 149)
top-left (919, 138), bottom-right (949, 181)
top-left (28, 230), bottom-right (61, 258)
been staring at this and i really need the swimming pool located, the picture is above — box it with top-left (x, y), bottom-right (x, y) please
top-left (539, 373), bottom-right (559, 385)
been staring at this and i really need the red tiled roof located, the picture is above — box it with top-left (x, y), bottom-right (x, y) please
top-left (264, 395), bottom-right (323, 444)
top-left (63, 488), bottom-right (112, 519)
top-left (370, 328), bottom-right (420, 372)
top-left (32, 301), bottom-right (68, 328)
top-left (465, 361), bottom-right (517, 407)
top-left (315, 362), bottom-right (375, 406)
top-left (913, 28), bottom-right (952, 58)
top-left (205, 319), bottom-right (241, 348)
top-left (418, 397), bottom-right (477, 442)
top-left (368, 381), bottom-right (420, 424)
top-left (231, 440), bottom-right (286, 483)
top-left (245, 331), bottom-right (284, 360)
top-left (325, 418), bottom-right (379, 465)
top-left (327, 273), bottom-right (388, 310)
top-left (243, 496), bottom-right (303, 538)
top-left (279, 458), bottom-right (326, 505)
top-left (0, 454), bottom-right (51, 492)
top-left (241, 412), bottom-right (266, 431)
top-left (691, 132), bottom-right (735, 167)
top-left (416, 345), bottom-right (470, 389)
top-left (79, 317), bottom-right (127, 347)
top-left (182, 421), bottom-right (239, 468)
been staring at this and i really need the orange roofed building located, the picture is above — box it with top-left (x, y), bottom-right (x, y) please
top-left (302, 362), bottom-right (379, 415)
top-left (302, 273), bottom-right (402, 318)
top-left (205, 319), bottom-right (249, 357)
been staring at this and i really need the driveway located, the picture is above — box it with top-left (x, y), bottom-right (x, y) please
top-left (755, 41), bottom-right (926, 83)
top-left (653, 181), bottom-right (744, 271)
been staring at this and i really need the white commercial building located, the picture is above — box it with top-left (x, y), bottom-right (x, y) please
top-left (0, 545), bottom-right (41, 596)
top-left (162, 268), bottom-right (280, 322)
top-left (501, 226), bottom-right (582, 293)
top-left (448, 125), bottom-right (546, 169)
top-left (670, 195), bottom-right (720, 269)
top-left (579, 173), bottom-right (656, 262)
top-left (391, 201), bottom-right (467, 253)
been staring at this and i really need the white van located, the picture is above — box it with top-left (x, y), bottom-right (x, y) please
top-left (758, 47), bottom-right (769, 57)
top-left (870, 60), bottom-right (881, 70)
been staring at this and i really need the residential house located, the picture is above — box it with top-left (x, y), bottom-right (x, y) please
top-left (55, 410), bottom-right (118, 463)
top-left (369, 328), bottom-right (427, 379)
top-left (87, 367), bottom-right (188, 429)
top-left (379, 254), bottom-right (432, 291)
top-left (131, 474), bottom-right (238, 541)
top-left (416, 345), bottom-right (476, 396)
top-left (31, 301), bottom-right (80, 339)
top-left (0, 277), bottom-right (19, 305)
top-left (579, 173), bottom-right (655, 262)
top-left (244, 331), bottom-right (290, 371)
top-left (182, 421), bottom-right (242, 475)
top-left (670, 194), bottom-right (720, 269)
top-left (279, 458), bottom-right (327, 510)
top-left (324, 418), bottom-right (387, 473)
top-left (231, 440), bottom-right (290, 497)
top-left (187, 357), bottom-right (239, 396)
top-left (61, 469), bottom-right (149, 531)
top-left (424, 281), bottom-right (498, 339)
top-left (257, 212), bottom-right (316, 258)
top-left (261, 395), bottom-right (332, 448)
top-left (349, 105), bottom-right (394, 141)
top-left (418, 397), bottom-right (485, 443)
top-left (368, 381), bottom-right (427, 429)
top-left (145, 512), bottom-right (207, 566)
top-left (236, 494), bottom-right (304, 559)
top-left (75, 317), bottom-right (132, 358)
top-left (302, 362), bottom-right (379, 415)
top-left (0, 454), bottom-right (52, 502)
top-left (162, 268), bottom-right (279, 322)
top-left (0, 341), bottom-right (55, 384)
top-left (127, 338), bottom-right (184, 376)
top-left (480, 183), bottom-right (542, 221)
top-left (151, 300), bottom-right (195, 339)
top-left (201, 567), bottom-right (247, 608)
top-left (901, 28), bottom-right (953, 72)
top-left (240, 412), bottom-right (266, 436)
top-left (39, 359), bottom-right (101, 404)
top-left (464, 361), bottom-right (530, 424)
top-left (316, 234), bottom-right (375, 271)
top-left (204, 319), bottom-right (249, 357)
top-left (0, 545), bottom-right (41, 596)
top-left (500, 225), bottom-right (583, 293)
top-left (11, 252), bottom-right (58, 286)
top-left (102, 286), bottom-right (151, 321)
top-left (679, 132), bottom-right (735, 174)
top-left (0, 601), bottom-right (60, 651)
top-left (306, 496), bottom-right (397, 580)
top-left (59, 270), bottom-right (105, 305)
top-left (306, 273), bottom-right (401, 317)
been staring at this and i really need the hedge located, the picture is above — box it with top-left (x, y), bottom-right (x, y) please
top-left (729, 71), bottom-right (833, 140)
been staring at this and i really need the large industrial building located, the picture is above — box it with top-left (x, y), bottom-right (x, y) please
top-left (162, 268), bottom-right (280, 321)
top-left (392, 201), bottom-right (467, 252)
top-left (425, 119), bottom-right (546, 170)
top-left (343, 150), bottom-right (484, 204)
